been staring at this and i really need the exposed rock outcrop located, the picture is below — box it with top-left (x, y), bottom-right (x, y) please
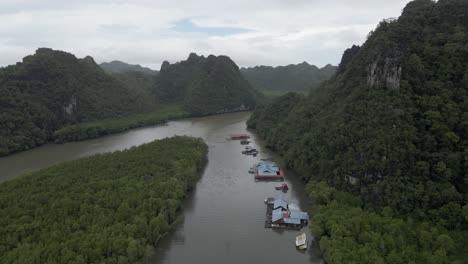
top-left (367, 57), bottom-right (402, 90)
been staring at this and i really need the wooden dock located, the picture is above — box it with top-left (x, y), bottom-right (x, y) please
top-left (265, 203), bottom-right (273, 228)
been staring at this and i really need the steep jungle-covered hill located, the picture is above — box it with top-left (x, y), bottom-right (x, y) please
top-left (100, 60), bottom-right (158, 75)
top-left (0, 48), bottom-right (154, 156)
top-left (155, 53), bottom-right (259, 116)
top-left (241, 62), bottom-right (337, 93)
top-left (248, 0), bottom-right (468, 262)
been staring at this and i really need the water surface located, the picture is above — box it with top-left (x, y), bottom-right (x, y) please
top-left (0, 112), bottom-right (321, 264)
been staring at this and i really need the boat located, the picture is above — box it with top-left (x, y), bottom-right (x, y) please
top-left (296, 233), bottom-right (307, 250)
top-left (248, 167), bottom-right (255, 174)
top-left (228, 134), bottom-right (250, 140)
top-left (240, 139), bottom-right (251, 145)
top-left (275, 183), bottom-right (289, 192)
top-left (242, 146), bottom-right (258, 155)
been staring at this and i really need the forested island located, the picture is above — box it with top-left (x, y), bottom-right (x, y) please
top-left (248, 0), bottom-right (467, 263)
top-left (0, 50), bottom-right (258, 156)
top-left (241, 62), bottom-right (336, 95)
top-left (0, 136), bottom-right (208, 263)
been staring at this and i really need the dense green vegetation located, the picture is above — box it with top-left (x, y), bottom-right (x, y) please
top-left (99, 60), bottom-right (158, 75)
top-left (156, 53), bottom-right (259, 116)
top-left (241, 62), bottom-right (336, 93)
top-left (0, 136), bottom-right (208, 263)
top-left (0, 49), bottom-right (258, 156)
top-left (249, 0), bottom-right (467, 262)
top-left (53, 104), bottom-right (188, 143)
top-left (308, 181), bottom-right (467, 264)
top-left (0, 48), bottom-right (154, 156)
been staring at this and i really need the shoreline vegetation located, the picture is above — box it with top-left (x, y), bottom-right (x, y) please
top-left (53, 104), bottom-right (189, 143)
top-left (0, 50), bottom-right (259, 157)
top-left (0, 136), bottom-right (208, 263)
top-left (247, 0), bottom-right (468, 263)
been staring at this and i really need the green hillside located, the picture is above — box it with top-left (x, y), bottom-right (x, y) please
top-left (0, 50), bottom-right (258, 156)
top-left (155, 53), bottom-right (259, 116)
top-left (0, 48), bottom-right (154, 156)
top-left (248, 0), bottom-right (468, 262)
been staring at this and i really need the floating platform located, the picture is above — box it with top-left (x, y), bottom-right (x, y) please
top-left (264, 197), bottom-right (309, 230)
top-left (228, 134), bottom-right (250, 140)
top-left (254, 161), bottom-right (284, 181)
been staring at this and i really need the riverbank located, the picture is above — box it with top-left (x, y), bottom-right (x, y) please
top-left (53, 104), bottom-right (189, 143)
top-left (0, 112), bottom-right (321, 263)
top-left (0, 136), bottom-right (208, 263)
top-left (247, 103), bottom-right (468, 263)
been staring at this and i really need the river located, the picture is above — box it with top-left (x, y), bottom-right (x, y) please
top-left (0, 112), bottom-right (322, 264)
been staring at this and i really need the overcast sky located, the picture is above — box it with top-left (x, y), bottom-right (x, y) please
top-left (0, 0), bottom-right (412, 70)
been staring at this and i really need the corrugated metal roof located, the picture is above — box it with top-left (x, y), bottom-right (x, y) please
top-left (283, 218), bottom-right (302, 225)
top-left (256, 161), bottom-right (280, 176)
top-left (273, 198), bottom-right (288, 210)
top-left (289, 210), bottom-right (309, 220)
top-left (272, 208), bottom-right (283, 222)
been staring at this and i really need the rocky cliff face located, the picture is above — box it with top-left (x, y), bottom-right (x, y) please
top-left (367, 57), bottom-right (402, 90)
top-left (63, 94), bottom-right (77, 115)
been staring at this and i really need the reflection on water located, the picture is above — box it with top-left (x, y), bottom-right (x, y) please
top-left (0, 112), bottom-right (322, 264)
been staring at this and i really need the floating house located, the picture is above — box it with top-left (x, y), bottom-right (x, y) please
top-left (254, 161), bottom-right (284, 180)
top-left (265, 197), bottom-right (309, 229)
top-left (271, 209), bottom-right (309, 226)
top-left (273, 197), bottom-right (289, 210)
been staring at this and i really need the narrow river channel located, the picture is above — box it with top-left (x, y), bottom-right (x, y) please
top-left (0, 112), bottom-right (322, 264)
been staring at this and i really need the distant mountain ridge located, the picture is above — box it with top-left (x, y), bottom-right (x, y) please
top-left (241, 62), bottom-right (337, 93)
top-left (100, 60), bottom-right (158, 75)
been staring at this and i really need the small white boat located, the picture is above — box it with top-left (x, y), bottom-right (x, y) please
top-left (296, 233), bottom-right (307, 250)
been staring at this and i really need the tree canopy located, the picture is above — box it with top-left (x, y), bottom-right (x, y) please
top-left (155, 53), bottom-right (260, 116)
top-left (249, 0), bottom-right (468, 262)
top-left (0, 136), bottom-right (208, 263)
top-left (0, 49), bottom-right (258, 156)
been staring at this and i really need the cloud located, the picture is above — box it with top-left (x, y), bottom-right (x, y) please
top-left (172, 19), bottom-right (252, 36)
top-left (0, 0), bottom-right (411, 70)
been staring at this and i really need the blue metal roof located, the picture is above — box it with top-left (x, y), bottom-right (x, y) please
top-left (283, 218), bottom-right (302, 225)
top-left (289, 210), bottom-right (309, 220)
top-left (273, 198), bottom-right (288, 210)
top-left (256, 161), bottom-right (280, 176)
top-left (272, 208), bottom-right (283, 222)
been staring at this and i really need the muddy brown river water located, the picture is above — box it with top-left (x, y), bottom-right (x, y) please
top-left (0, 112), bottom-right (322, 264)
